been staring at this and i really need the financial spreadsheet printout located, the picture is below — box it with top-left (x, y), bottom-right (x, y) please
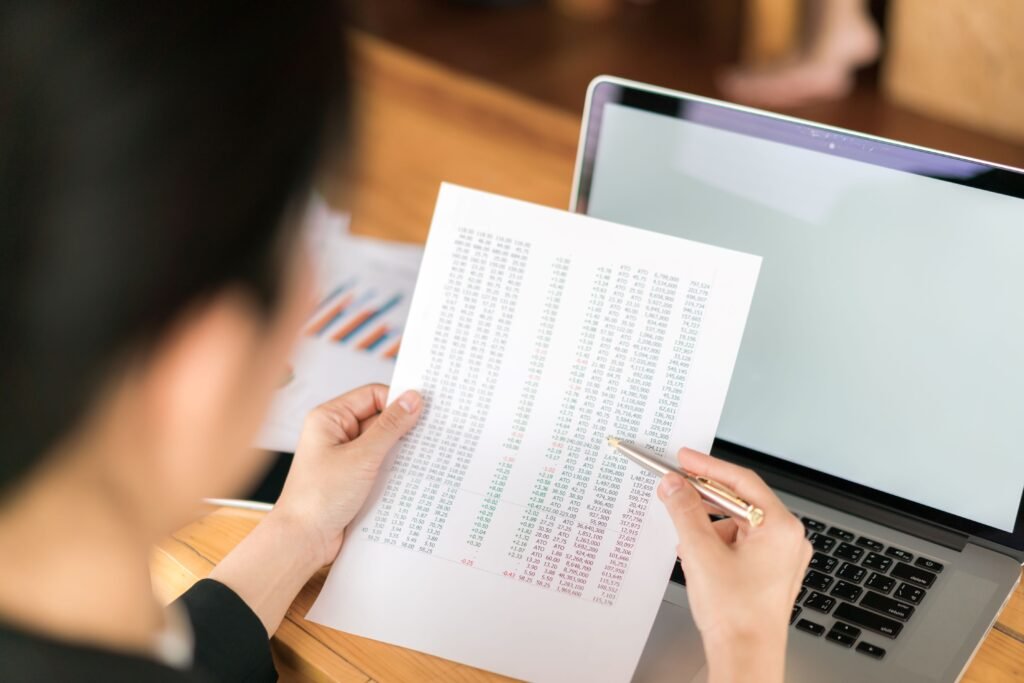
top-left (307, 184), bottom-right (761, 682)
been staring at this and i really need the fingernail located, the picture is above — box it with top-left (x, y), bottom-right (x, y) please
top-left (397, 390), bottom-right (420, 413)
top-left (659, 473), bottom-right (684, 497)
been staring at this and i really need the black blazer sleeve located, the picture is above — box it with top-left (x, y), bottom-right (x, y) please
top-left (174, 579), bottom-right (277, 683)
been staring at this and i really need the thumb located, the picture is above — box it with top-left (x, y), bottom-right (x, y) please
top-left (357, 389), bottom-right (422, 457)
top-left (658, 473), bottom-right (721, 558)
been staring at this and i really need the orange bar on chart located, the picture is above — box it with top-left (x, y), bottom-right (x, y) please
top-left (383, 337), bottom-right (402, 359)
top-left (331, 309), bottom-right (374, 342)
top-left (306, 293), bottom-right (353, 336)
top-left (357, 324), bottom-right (389, 351)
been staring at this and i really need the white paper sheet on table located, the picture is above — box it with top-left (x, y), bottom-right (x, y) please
top-left (256, 196), bottom-right (424, 453)
top-left (306, 184), bottom-right (761, 682)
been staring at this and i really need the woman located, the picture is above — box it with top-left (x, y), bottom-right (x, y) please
top-left (0, 3), bottom-right (810, 682)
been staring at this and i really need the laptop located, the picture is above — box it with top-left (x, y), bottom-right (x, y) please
top-left (570, 76), bottom-right (1024, 682)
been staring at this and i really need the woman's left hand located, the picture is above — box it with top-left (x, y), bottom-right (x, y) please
top-left (272, 384), bottom-right (422, 567)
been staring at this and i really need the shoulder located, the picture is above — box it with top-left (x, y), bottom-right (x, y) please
top-left (0, 618), bottom-right (203, 683)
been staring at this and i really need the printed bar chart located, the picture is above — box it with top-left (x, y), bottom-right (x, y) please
top-left (306, 288), bottom-right (355, 336)
top-left (256, 195), bottom-right (422, 452)
top-left (304, 282), bottom-right (405, 362)
top-left (358, 324), bottom-right (402, 352)
top-left (331, 294), bottom-right (402, 345)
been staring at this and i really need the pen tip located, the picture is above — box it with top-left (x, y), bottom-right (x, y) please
top-left (606, 435), bottom-right (620, 447)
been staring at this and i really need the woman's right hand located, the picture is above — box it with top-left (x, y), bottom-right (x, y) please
top-left (657, 448), bottom-right (812, 683)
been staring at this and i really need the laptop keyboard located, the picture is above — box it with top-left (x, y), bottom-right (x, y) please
top-left (796, 513), bottom-right (944, 659)
top-left (668, 512), bottom-right (945, 662)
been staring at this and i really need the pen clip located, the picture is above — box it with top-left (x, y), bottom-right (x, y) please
top-left (692, 476), bottom-right (765, 527)
top-left (693, 476), bottom-right (746, 508)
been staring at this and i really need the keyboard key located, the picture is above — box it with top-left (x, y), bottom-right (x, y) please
top-left (831, 580), bottom-right (863, 602)
top-left (797, 586), bottom-right (807, 603)
top-left (865, 573), bottom-right (896, 594)
top-left (826, 630), bottom-right (856, 647)
top-left (809, 532), bottom-right (836, 553)
top-left (836, 562), bottom-right (866, 583)
top-left (915, 557), bottom-right (944, 573)
top-left (856, 642), bottom-right (887, 659)
top-left (803, 570), bottom-right (834, 591)
top-left (802, 517), bottom-right (827, 533)
top-left (795, 619), bottom-right (825, 636)
top-left (856, 536), bottom-right (884, 552)
top-left (834, 602), bottom-right (903, 638)
top-left (862, 552), bottom-right (892, 572)
top-left (861, 591), bottom-right (915, 621)
top-left (895, 583), bottom-right (926, 605)
top-left (885, 546), bottom-right (914, 563)
top-left (809, 552), bottom-right (838, 573)
top-left (804, 591), bottom-right (836, 614)
top-left (827, 526), bottom-right (855, 542)
top-left (891, 562), bottom-right (937, 588)
top-left (832, 622), bottom-right (861, 639)
top-left (834, 542), bottom-right (864, 562)
top-left (791, 604), bottom-right (802, 624)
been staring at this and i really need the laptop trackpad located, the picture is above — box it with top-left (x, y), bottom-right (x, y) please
top-left (633, 598), bottom-right (707, 682)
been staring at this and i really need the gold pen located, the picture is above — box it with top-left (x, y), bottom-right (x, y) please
top-left (606, 436), bottom-right (765, 527)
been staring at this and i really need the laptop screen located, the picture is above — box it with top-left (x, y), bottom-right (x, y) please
top-left (576, 82), bottom-right (1024, 537)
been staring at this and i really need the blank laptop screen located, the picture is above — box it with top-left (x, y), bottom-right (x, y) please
top-left (583, 100), bottom-right (1024, 532)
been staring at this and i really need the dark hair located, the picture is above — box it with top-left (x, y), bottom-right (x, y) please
top-left (0, 2), bottom-right (350, 494)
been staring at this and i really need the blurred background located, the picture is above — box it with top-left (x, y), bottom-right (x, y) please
top-left (352, 0), bottom-right (1024, 167)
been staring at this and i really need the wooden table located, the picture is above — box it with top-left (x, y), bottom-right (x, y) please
top-left (152, 32), bottom-right (1024, 683)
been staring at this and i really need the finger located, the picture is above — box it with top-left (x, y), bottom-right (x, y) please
top-left (303, 384), bottom-right (391, 445)
top-left (355, 390), bottom-right (422, 458)
top-left (711, 517), bottom-right (739, 544)
top-left (316, 383), bottom-right (390, 423)
top-left (359, 414), bottom-right (379, 434)
top-left (658, 473), bottom-right (722, 559)
top-left (676, 448), bottom-right (788, 520)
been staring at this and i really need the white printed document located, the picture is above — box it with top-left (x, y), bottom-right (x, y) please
top-left (307, 184), bottom-right (761, 682)
top-left (257, 196), bottom-right (423, 452)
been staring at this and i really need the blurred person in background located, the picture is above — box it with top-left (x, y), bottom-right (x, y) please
top-left (719, 0), bottom-right (881, 108)
top-left (0, 3), bottom-right (807, 682)
top-left (492, 0), bottom-right (881, 108)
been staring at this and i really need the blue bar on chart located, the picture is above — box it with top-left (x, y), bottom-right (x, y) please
top-left (306, 287), bottom-right (376, 337)
top-left (358, 325), bottom-right (402, 353)
top-left (330, 294), bottom-right (403, 344)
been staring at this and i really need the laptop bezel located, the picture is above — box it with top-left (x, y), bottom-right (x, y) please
top-left (570, 75), bottom-right (1024, 554)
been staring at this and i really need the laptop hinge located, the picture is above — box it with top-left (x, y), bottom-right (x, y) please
top-left (712, 447), bottom-right (970, 552)
top-left (970, 535), bottom-right (1024, 564)
top-left (768, 472), bottom-right (968, 551)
